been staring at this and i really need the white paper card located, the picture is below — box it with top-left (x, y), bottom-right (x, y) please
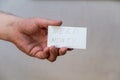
top-left (47, 26), bottom-right (87, 49)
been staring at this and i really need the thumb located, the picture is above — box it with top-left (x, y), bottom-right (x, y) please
top-left (36, 18), bottom-right (62, 28)
top-left (49, 20), bottom-right (62, 26)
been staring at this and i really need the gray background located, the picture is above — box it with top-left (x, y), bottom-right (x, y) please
top-left (0, 0), bottom-right (120, 80)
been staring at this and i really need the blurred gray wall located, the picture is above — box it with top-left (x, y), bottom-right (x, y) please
top-left (0, 0), bottom-right (120, 80)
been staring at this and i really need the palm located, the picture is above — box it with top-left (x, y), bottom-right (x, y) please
top-left (15, 19), bottom-right (49, 57)
top-left (22, 26), bottom-right (48, 54)
top-left (12, 18), bottom-right (70, 62)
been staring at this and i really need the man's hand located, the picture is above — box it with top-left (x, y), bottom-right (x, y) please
top-left (0, 13), bottom-right (72, 62)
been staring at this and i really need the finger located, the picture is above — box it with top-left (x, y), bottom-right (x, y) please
top-left (47, 46), bottom-right (58, 62)
top-left (34, 51), bottom-right (44, 59)
top-left (29, 46), bottom-right (42, 57)
top-left (40, 18), bottom-right (62, 26)
top-left (59, 47), bottom-right (67, 56)
top-left (36, 18), bottom-right (62, 28)
top-left (43, 47), bottom-right (50, 58)
top-left (35, 47), bottom-right (49, 59)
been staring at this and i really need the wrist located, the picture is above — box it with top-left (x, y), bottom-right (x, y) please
top-left (0, 12), bottom-right (22, 42)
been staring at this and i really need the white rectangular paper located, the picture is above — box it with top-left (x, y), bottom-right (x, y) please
top-left (47, 26), bottom-right (87, 49)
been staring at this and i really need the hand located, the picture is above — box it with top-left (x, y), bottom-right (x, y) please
top-left (8, 17), bottom-right (72, 62)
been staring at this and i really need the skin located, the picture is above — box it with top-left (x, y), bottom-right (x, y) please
top-left (0, 12), bottom-right (72, 62)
